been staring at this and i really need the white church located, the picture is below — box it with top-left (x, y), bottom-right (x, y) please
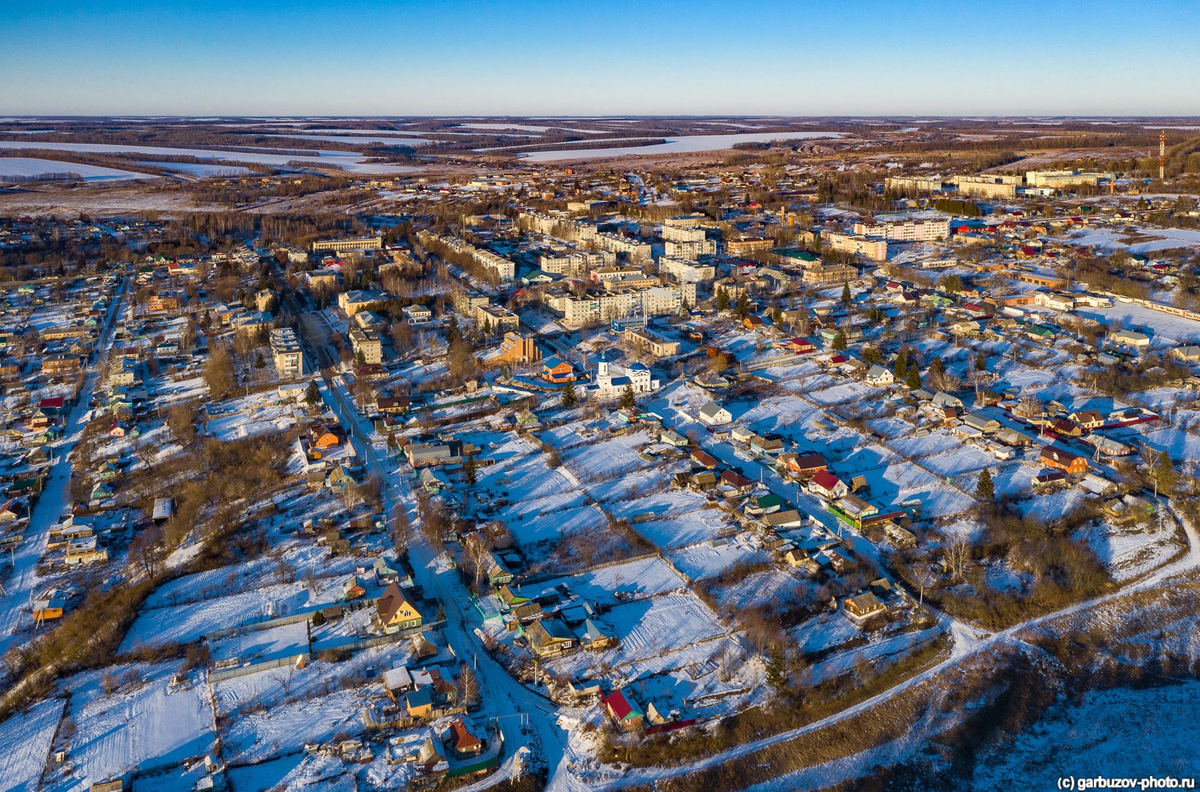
top-left (592, 361), bottom-right (660, 399)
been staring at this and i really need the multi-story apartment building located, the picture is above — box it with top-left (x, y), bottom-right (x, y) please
top-left (311, 236), bottom-right (383, 253)
top-left (801, 264), bottom-right (858, 285)
top-left (725, 237), bottom-right (774, 256)
top-left (545, 284), bottom-right (691, 326)
top-left (824, 232), bottom-right (889, 262)
top-left (539, 250), bottom-right (616, 277)
top-left (270, 327), bottom-right (304, 377)
top-left (660, 225), bottom-right (707, 244)
top-left (475, 303), bottom-right (520, 333)
top-left (853, 217), bottom-right (949, 242)
top-left (1024, 170), bottom-right (1110, 188)
top-left (953, 175), bottom-right (1019, 200)
top-left (664, 238), bottom-right (716, 260)
top-left (416, 231), bottom-right (515, 280)
top-left (349, 325), bottom-right (382, 365)
top-left (623, 326), bottom-right (681, 357)
top-left (658, 256), bottom-right (716, 283)
top-left (594, 232), bottom-right (653, 263)
top-left (885, 175), bottom-right (947, 193)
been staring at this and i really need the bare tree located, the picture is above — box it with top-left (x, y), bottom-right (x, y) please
top-left (459, 662), bottom-right (479, 708)
top-left (274, 665), bottom-right (297, 697)
top-left (946, 539), bottom-right (970, 583)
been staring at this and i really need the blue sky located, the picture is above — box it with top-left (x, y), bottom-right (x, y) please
top-left (2, 0), bottom-right (1197, 116)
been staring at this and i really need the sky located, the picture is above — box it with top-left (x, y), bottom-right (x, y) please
top-left (2, 0), bottom-right (1199, 117)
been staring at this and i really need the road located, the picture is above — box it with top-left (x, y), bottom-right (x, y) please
top-left (0, 275), bottom-right (128, 658)
top-left (273, 268), bottom-right (571, 789)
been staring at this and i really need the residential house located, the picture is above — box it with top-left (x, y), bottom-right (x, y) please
top-left (603, 689), bottom-right (645, 732)
top-left (697, 401), bottom-right (732, 426)
top-left (541, 356), bottom-right (576, 384)
top-left (844, 591), bottom-right (888, 624)
top-left (808, 470), bottom-right (848, 501)
top-left (526, 619), bottom-right (577, 658)
top-left (1039, 446), bottom-right (1089, 475)
top-left (376, 581), bottom-right (422, 633)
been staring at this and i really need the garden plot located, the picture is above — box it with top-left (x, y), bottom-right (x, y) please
top-left (585, 466), bottom-right (674, 504)
top-left (479, 444), bottom-right (577, 503)
top-left (1018, 487), bottom-right (1091, 522)
top-left (221, 688), bottom-right (367, 765)
top-left (807, 381), bottom-right (887, 407)
top-left (792, 610), bottom-right (866, 657)
top-left (120, 576), bottom-right (347, 651)
top-left (668, 538), bottom-right (770, 582)
top-left (920, 445), bottom-right (998, 477)
top-left (708, 567), bottom-right (816, 613)
top-left (561, 431), bottom-right (654, 482)
top-left (213, 642), bottom-right (410, 717)
top-left (0, 696), bottom-right (65, 792)
top-left (1074, 514), bottom-right (1181, 582)
top-left (852, 459), bottom-right (977, 518)
top-left (1139, 424), bottom-right (1200, 461)
top-left (737, 394), bottom-right (823, 433)
top-left (612, 637), bottom-right (765, 718)
top-left (607, 488), bottom-right (708, 521)
top-left (205, 393), bottom-right (305, 442)
top-left (209, 620), bottom-right (309, 665)
top-left (143, 546), bottom-right (357, 609)
top-left (548, 593), bottom-right (728, 681)
top-left (631, 507), bottom-right (734, 550)
top-left (506, 502), bottom-right (607, 547)
top-left (808, 624), bottom-right (942, 686)
top-left (527, 556), bottom-right (686, 605)
top-left (886, 429), bottom-right (964, 459)
top-left (48, 663), bottom-right (215, 792)
top-left (225, 754), bottom-right (306, 792)
top-left (865, 416), bottom-right (917, 440)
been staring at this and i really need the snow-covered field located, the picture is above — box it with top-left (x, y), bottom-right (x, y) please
top-left (975, 682), bottom-right (1200, 787)
top-left (0, 156), bottom-right (153, 182)
top-left (120, 576), bottom-right (346, 651)
top-left (0, 696), bottom-right (65, 792)
top-left (0, 140), bottom-right (419, 174)
top-left (48, 663), bottom-right (215, 792)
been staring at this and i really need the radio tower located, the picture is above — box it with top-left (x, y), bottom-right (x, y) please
top-left (1160, 130), bottom-right (1166, 181)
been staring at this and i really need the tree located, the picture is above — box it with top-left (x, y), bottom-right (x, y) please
top-left (459, 663), bottom-right (479, 708)
top-left (831, 330), bottom-right (847, 351)
top-left (561, 381), bottom-right (578, 408)
top-left (1148, 448), bottom-right (1177, 497)
top-left (771, 305), bottom-right (784, 327)
top-left (464, 454), bottom-right (477, 487)
top-left (841, 283), bottom-right (852, 305)
top-left (168, 404), bottom-right (196, 446)
top-left (734, 291), bottom-right (751, 320)
top-left (906, 365), bottom-right (922, 391)
top-left (975, 350), bottom-right (987, 372)
top-left (204, 345), bottom-right (236, 398)
top-left (941, 274), bottom-right (964, 293)
top-left (716, 288), bottom-right (731, 312)
top-left (976, 467), bottom-right (995, 502)
top-left (766, 645), bottom-right (787, 691)
top-left (305, 381), bottom-right (320, 405)
top-left (311, 609), bottom-right (326, 627)
top-left (618, 383), bottom-right (636, 411)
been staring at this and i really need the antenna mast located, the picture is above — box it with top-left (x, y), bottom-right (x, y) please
top-left (1160, 130), bottom-right (1166, 181)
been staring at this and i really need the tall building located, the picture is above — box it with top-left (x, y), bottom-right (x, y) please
top-left (853, 217), bottom-right (949, 242)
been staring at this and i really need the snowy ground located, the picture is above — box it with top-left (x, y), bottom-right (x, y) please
top-left (974, 681), bottom-right (1200, 787)
top-left (48, 663), bottom-right (215, 792)
top-left (0, 696), bottom-right (66, 792)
